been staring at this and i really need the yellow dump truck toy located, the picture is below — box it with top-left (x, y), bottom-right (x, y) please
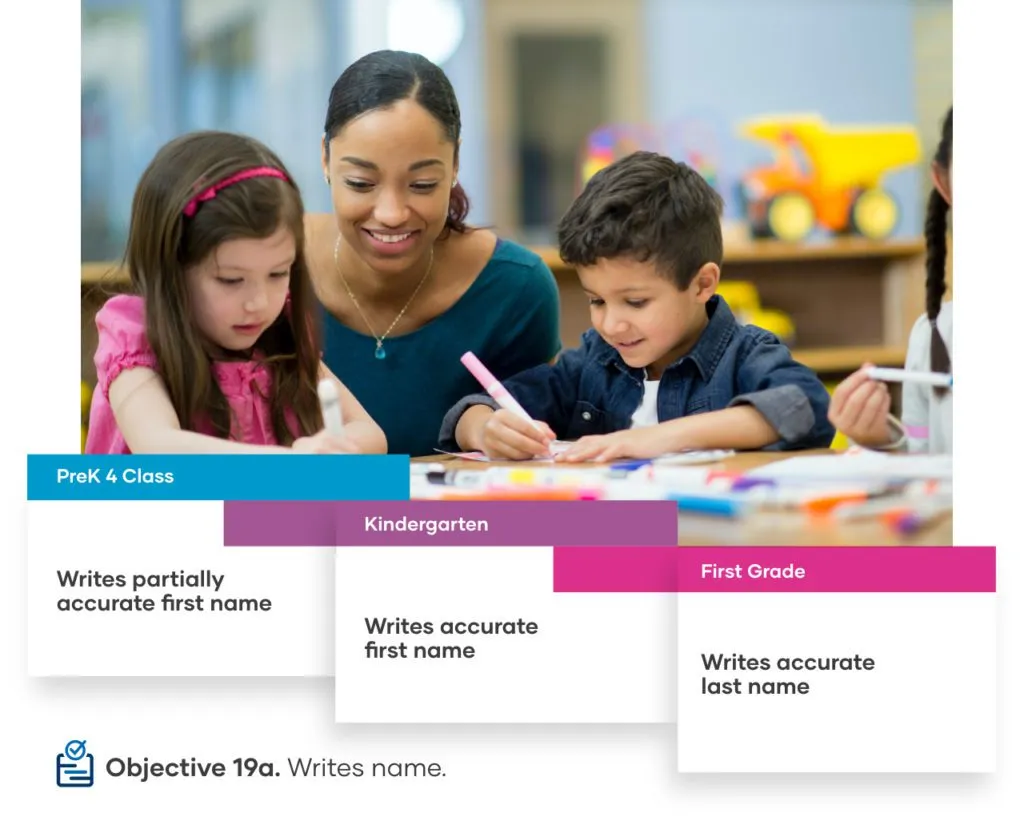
top-left (738, 115), bottom-right (921, 242)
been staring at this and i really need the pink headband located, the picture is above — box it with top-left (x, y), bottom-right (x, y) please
top-left (183, 166), bottom-right (289, 217)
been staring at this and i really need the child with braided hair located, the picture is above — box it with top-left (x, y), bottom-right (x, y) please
top-left (827, 106), bottom-right (952, 453)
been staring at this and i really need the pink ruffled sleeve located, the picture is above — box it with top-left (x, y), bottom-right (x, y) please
top-left (94, 294), bottom-right (159, 399)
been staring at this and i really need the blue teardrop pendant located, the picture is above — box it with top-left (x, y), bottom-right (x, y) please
top-left (374, 342), bottom-right (387, 360)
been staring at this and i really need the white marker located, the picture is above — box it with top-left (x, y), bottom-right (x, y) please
top-left (865, 367), bottom-right (952, 388)
top-left (317, 379), bottom-right (346, 436)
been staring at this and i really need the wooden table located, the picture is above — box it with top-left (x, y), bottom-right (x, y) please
top-left (412, 451), bottom-right (953, 547)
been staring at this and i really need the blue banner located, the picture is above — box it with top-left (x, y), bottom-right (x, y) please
top-left (27, 455), bottom-right (410, 501)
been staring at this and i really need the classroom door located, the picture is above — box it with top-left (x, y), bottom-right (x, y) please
top-left (484, 0), bottom-right (645, 242)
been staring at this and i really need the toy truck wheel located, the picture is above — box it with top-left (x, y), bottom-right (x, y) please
top-left (851, 188), bottom-right (899, 239)
top-left (766, 192), bottom-right (815, 242)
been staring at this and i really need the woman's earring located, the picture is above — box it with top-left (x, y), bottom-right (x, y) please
top-left (451, 179), bottom-right (458, 189)
top-left (324, 175), bottom-right (330, 185)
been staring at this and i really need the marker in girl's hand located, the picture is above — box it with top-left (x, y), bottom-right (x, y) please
top-left (865, 367), bottom-right (953, 388)
top-left (317, 379), bottom-right (346, 436)
top-left (460, 351), bottom-right (546, 435)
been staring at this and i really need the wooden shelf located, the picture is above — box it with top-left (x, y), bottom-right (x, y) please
top-left (791, 345), bottom-right (905, 374)
top-left (537, 237), bottom-right (925, 273)
top-left (82, 237), bottom-right (925, 287)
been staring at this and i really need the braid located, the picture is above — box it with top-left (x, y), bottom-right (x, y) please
top-left (924, 189), bottom-right (949, 328)
top-left (924, 106), bottom-right (952, 395)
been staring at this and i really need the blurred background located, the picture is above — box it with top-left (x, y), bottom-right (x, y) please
top-left (82, 0), bottom-right (951, 256)
top-left (80, 0), bottom-right (952, 448)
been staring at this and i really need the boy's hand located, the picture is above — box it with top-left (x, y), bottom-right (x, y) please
top-left (827, 364), bottom-right (893, 447)
top-left (292, 429), bottom-right (362, 454)
top-left (556, 425), bottom-right (676, 463)
top-left (477, 409), bottom-right (556, 460)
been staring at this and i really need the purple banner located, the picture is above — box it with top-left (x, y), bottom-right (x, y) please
top-left (223, 500), bottom-right (679, 547)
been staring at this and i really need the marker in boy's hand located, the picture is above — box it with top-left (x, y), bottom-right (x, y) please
top-left (458, 405), bottom-right (555, 460)
top-left (477, 409), bottom-right (555, 460)
top-left (483, 409), bottom-right (556, 460)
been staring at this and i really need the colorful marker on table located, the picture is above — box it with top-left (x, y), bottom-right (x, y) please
top-left (438, 488), bottom-right (601, 501)
top-left (800, 489), bottom-right (871, 515)
top-left (830, 498), bottom-right (914, 522)
top-left (426, 469), bottom-right (489, 488)
top-left (884, 500), bottom-right (953, 535)
top-left (670, 493), bottom-right (749, 518)
top-left (410, 462), bottom-right (446, 476)
top-left (609, 459), bottom-right (652, 476)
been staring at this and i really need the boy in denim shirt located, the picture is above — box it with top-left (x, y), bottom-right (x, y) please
top-left (439, 151), bottom-right (835, 461)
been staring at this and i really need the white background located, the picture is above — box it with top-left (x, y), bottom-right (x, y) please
top-left (678, 593), bottom-right (996, 772)
top-left (335, 545), bottom-right (674, 722)
top-left (27, 502), bottom-right (334, 676)
top-left (3, 2), bottom-right (1022, 823)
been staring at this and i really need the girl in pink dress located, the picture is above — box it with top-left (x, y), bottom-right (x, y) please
top-left (86, 131), bottom-right (387, 455)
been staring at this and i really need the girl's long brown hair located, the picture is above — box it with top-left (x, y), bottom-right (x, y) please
top-left (123, 130), bottom-right (323, 444)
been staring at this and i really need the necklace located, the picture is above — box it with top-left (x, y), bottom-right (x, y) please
top-left (333, 234), bottom-right (434, 360)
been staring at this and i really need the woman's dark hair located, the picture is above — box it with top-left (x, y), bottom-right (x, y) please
top-left (323, 50), bottom-right (469, 237)
top-left (925, 106), bottom-right (953, 386)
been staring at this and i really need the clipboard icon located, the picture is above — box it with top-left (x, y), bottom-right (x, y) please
top-left (56, 740), bottom-right (94, 788)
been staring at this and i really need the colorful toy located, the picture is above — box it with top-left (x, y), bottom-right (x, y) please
top-left (578, 121), bottom-right (723, 190)
top-left (661, 113), bottom-right (726, 192)
top-left (737, 114), bottom-right (921, 243)
top-left (578, 124), bottom-right (662, 191)
top-left (716, 281), bottom-right (796, 344)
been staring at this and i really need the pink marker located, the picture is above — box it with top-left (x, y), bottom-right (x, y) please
top-left (460, 351), bottom-right (544, 433)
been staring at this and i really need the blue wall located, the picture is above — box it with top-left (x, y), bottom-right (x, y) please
top-left (643, 0), bottom-right (920, 236)
top-left (440, 0), bottom-right (491, 225)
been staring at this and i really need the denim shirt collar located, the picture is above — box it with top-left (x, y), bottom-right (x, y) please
top-left (593, 295), bottom-right (736, 381)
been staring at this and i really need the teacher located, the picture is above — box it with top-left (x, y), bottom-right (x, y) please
top-left (306, 50), bottom-right (561, 456)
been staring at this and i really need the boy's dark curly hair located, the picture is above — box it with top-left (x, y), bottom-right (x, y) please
top-left (557, 151), bottom-right (724, 289)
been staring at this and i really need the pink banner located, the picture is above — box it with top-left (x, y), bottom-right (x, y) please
top-left (553, 546), bottom-right (996, 593)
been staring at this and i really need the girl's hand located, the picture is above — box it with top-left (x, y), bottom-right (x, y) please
top-left (292, 429), bottom-right (363, 454)
top-left (477, 409), bottom-right (556, 460)
top-left (827, 364), bottom-right (893, 447)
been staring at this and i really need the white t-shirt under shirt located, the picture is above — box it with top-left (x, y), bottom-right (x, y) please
top-left (631, 379), bottom-right (661, 428)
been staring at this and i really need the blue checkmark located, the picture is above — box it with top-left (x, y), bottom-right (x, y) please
top-left (64, 740), bottom-right (87, 760)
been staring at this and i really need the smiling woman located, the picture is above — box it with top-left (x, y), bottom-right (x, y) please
top-left (306, 50), bottom-right (562, 457)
